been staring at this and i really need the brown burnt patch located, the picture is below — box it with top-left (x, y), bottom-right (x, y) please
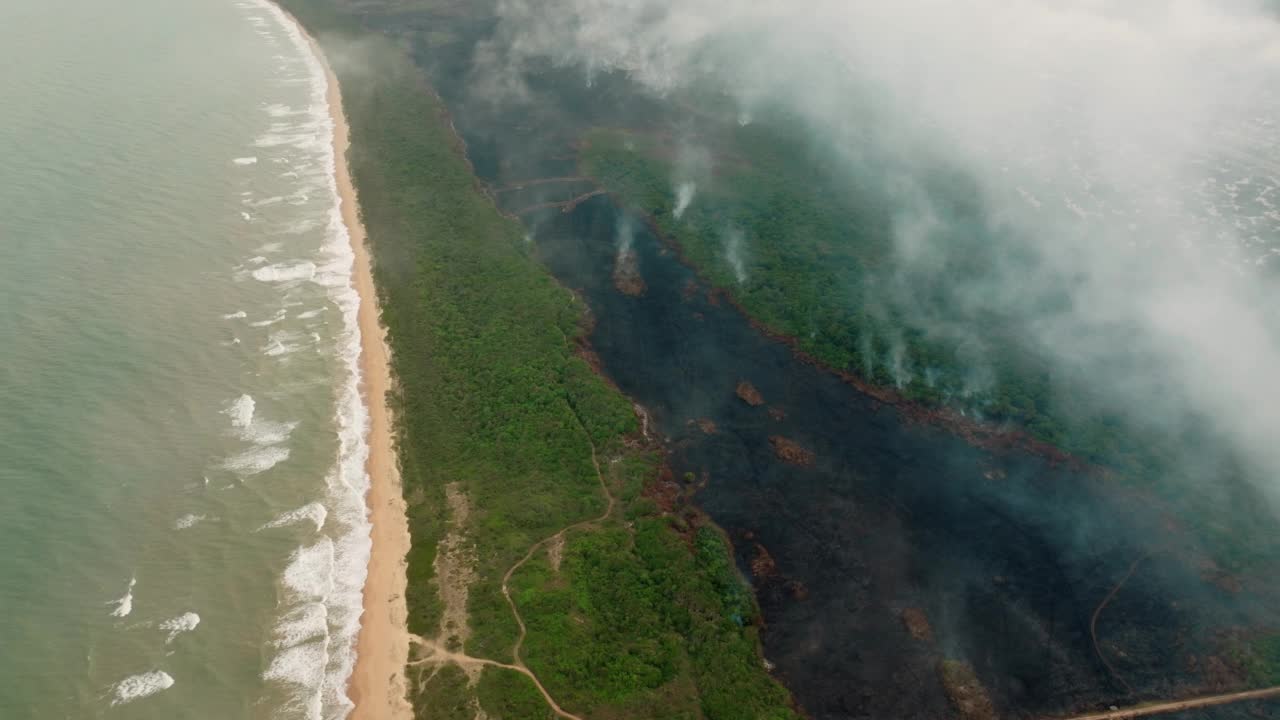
top-left (938, 660), bottom-right (998, 720)
top-left (787, 580), bottom-right (810, 601)
top-left (901, 608), bottom-right (934, 642)
top-left (1200, 560), bottom-right (1244, 595)
top-left (643, 463), bottom-right (682, 515)
top-left (681, 278), bottom-right (699, 302)
top-left (750, 543), bottom-right (779, 580)
top-left (736, 380), bottom-right (765, 407)
top-left (612, 248), bottom-right (646, 296)
top-left (769, 435), bottom-right (816, 467)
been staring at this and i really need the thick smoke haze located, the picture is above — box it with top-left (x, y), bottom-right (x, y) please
top-left (489, 0), bottom-right (1280, 500)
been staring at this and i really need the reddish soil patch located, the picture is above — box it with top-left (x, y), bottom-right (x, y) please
top-left (1200, 561), bottom-right (1244, 594)
top-left (788, 580), bottom-right (810, 601)
top-left (938, 660), bottom-right (998, 720)
top-left (751, 543), bottom-right (779, 579)
top-left (769, 435), bottom-right (816, 467)
top-left (612, 249), bottom-right (646, 296)
top-left (1192, 653), bottom-right (1248, 692)
top-left (695, 418), bottom-right (718, 435)
top-left (737, 380), bottom-right (765, 406)
top-left (643, 464), bottom-right (682, 515)
top-left (901, 608), bottom-right (934, 642)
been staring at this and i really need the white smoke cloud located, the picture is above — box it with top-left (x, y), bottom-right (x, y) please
top-left (673, 181), bottom-right (696, 219)
top-left (724, 227), bottom-right (748, 284)
top-left (490, 0), bottom-right (1280, 498)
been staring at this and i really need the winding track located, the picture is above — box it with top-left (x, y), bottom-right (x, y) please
top-left (408, 399), bottom-right (617, 720)
top-left (1089, 553), bottom-right (1149, 694)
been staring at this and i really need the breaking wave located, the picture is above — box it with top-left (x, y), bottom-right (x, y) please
top-left (158, 612), bottom-right (201, 644)
top-left (109, 671), bottom-right (174, 706)
top-left (260, 502), bottom-right (329, 533)
top-left (223, 445), bottom-right (291, 476)
top-left (107, 575), bottom-right (136, 618)
top-left (252, 261), bottom-right (316, 283)
top-left (242, 3), bottom-right (375, 719)
top-left (173, 513), bottom-right (207, 530)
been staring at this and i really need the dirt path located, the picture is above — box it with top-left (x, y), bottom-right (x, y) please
top-left (514, 189), bottom-right (607, 216)
top-left (1046, 686), bottom-right (1280, 720)
top-left (502, 442), bottom-right (614, 664)
top-left (408, 633), bottom-right (586, 720)
top-left (408, 407), bottom-right (616, 720)
top-left (494, 176), bottom-right (591, 192)
top-left (1089, 554), bottom-right (1149, 694)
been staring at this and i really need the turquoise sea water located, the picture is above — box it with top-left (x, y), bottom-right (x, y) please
top-left (0, 1), bottom-right (372, 718)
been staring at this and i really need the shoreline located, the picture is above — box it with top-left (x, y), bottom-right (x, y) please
top-left (302, 19), bottom-right (414, 720)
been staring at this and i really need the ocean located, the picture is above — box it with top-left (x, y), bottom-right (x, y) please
top-left (0, 1), bottom-right (371, 718)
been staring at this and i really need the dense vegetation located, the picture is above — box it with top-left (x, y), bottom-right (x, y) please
top-left (279, 2), bottom-right (797, 717)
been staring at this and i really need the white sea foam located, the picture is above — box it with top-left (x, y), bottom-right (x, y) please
top-left (252, 261), bottom-right (316, 283)
top-left (258, 241), bottom-right (284, 253)
top-left (260, 502), bottom-right (328, 533)
top-left (265, 330), bottom-right (308, 357)
top-left (109, 671), bottom-right (174, 706)
top-left (264, 340), bottom-right (297, 357)
top-left (249, 419), bottom-right (299, 446)
top-left (278, 219), bottom-right (320, 235)
top-left (226, 393), bottom-right (299, 446)
top-left (223, 310), bottom-right (248, 320)
top-left (225, 394), bottom-right (256, 429)
top-left (246, 3), bottom-right (375, 718)
top-left (223, 445), bottom-right (290, 476)
top-left (264, 640), bottom-right (327, 719)
top-left (254, 132), bottom-right (319, 151)
top-left (272, 603), bottom-right (329, 648)
top-left (173, 513), bottom-right (207, 530)
top-left (234, 156), bottom-right (259, 166)
top-left (108, 576), bottom-right (136, 618)
top-left (296, 308), bottom-right (325, 320)
top-left (250, 309), bottom-right (286, 327)
top-left (282, 538), bottom-right (335, 602)
top-left (241, 211), bottom-right (253, 222)
top-left (158, 612), bottom-right (201, 644)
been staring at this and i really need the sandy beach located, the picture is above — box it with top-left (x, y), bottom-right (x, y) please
top-left (304, 20), bottom-right (414, 720)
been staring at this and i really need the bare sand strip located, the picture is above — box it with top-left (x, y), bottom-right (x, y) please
top-left (1048, 686), bottom-right (1280, 720)
top-left (292, 16), bottom-right (414, 720)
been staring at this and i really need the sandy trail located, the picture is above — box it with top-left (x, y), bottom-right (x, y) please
top-left (1047, 686), bottom-right (1280, 720)
top-left (1089, 553), bottom-right (1149, 694)
top-left (287, 15), bottom-right (414, 720)
top-left (407, 420), bottom-right (615, 720)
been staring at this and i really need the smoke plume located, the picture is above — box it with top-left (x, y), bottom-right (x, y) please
top-left (489, 0), bottom-right (1280, 502)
